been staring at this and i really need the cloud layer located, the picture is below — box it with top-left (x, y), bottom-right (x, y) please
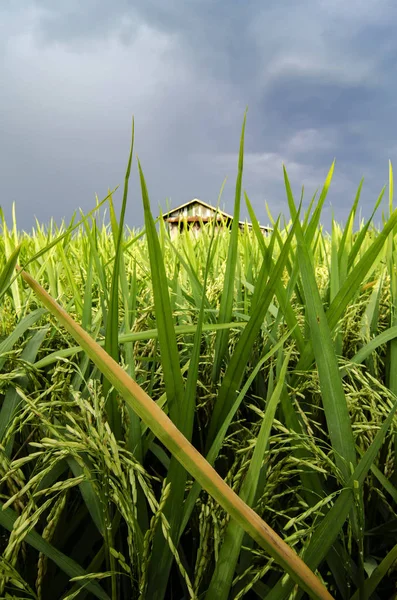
top-left (1, 0), bottom-right (396, 231)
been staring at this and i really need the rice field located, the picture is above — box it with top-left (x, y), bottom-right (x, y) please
top-left (1, 118), bottom-right (397, 599)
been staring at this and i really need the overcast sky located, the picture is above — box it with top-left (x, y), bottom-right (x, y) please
top-left (1, 0), bottom-right (397, 232)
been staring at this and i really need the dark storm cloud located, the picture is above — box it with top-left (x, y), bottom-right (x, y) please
top-left (1, 0), bottom-right (397, 232)
top-left (28, 0), bottom-right (262, 89)
top-left (27, 0), bottom-right (136, 44)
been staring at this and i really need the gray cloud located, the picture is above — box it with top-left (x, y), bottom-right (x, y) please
top-left (0, 0), bottom-right (396, 232)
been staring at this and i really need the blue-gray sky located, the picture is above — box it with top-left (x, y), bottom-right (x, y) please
top-left (1, 0), bottom-right (397, 232)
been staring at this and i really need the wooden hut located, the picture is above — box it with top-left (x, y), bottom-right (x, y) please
top-left (161, 198), bottom-right (271, 240)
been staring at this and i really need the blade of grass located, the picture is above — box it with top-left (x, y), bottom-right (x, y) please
top-left (347, 187), bottom-right (384, 270)
top-left (350, 543), bottom-right (397, 600)
top-left (212, 110), bottom-right (247, 381)
top-left (0, 308), bottom-right (47, 370)
top-left (138, 159), bottom-right (193, 599)
top-left (205, 349), bottom-right (292, 600)
top-left (179, 328), bottom-right (294, 537)
top-left (246, 191), bottom-right (306, 354)
top-left (245, 193), bottom-right (304, 344)
top-left (102, 120), bottom-right (134, 440)
top-left (295, 204), bottom-right (397, 374)
top-left (0, 243), bottom-right (22, 302)
top-left (266, 394), bottom-right (397, 600)
top-left (32, 321), bottom-right (248, 370)
top-left (3, 221), bottom-right (22, 315)
top-left (283, 165), bottom-right (356, 484)
top-left (328, 205), bottom-right (397, 333)
top-left (305, 161), bottom-right (335, 243)
top-left (337, 179), bottom-right (363, 281)
top-left (206, 209), bottom-right (300, 450)
top-left (161, 189), bottom-right (225, 558)
top-left (386, 161), bottom-right (397, 399)
top-left (283, 165), bottom-right (365, 591)
top-left (18, 266), bottom-right (333, 600)
top-left (340, 326), bottom-right (397, 378)
top-left (0, 501), bottom-right (110, 600)
top-left (0, 326), bottom-right (49, 457)
top-left (18, 189), bottom-right (117, 275)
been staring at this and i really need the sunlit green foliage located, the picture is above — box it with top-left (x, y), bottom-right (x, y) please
top-left (1, 120), bottom-right (397, 599)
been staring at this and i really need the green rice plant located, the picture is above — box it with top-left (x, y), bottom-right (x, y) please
top-left (16, 265), bottom-right (331, 600)
top-left (212, 110), bottom-right (246, 381)
top-left (0, 240), bottom-right (21, 303)
top-left (2, 114), bottom-right (397, 599)
top-left (205, 349), bottom-right (293, 599)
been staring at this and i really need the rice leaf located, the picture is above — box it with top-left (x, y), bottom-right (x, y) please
top-left (350, 542), bottom-right (397, 600)
top-left (0, 326), bottom-right (49, 457)
top-left (205, 349), bottom-right (292, 600)
top-left (18, 266), bottom-right (333, 600)
top-left (296, 204), bottom-right (397, 373)
top-left (32, 321), bottom-right (248, 370)
top-left (137, 159), bottom-right (192, 599)
top-left (103, 120), bottom-right (134, 439)
top-left (347, 186), bottom-right (384, 270)
top-left (206, 211), bottom-right (300, 449)
top-left (179, 328), bottom-right (294, 536)
top-left (0, 243), bottom-right (21, 302)
top-left (0, 308), bottom-right (47, 371)
top-left (0, 502), bottom-right (110, 600)
top-left (212, 110), bottom-right (247, 381)
top-left (283, 165), bottom-right (356, 484)
top-left (267, 393), bottom-right (397, 600)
